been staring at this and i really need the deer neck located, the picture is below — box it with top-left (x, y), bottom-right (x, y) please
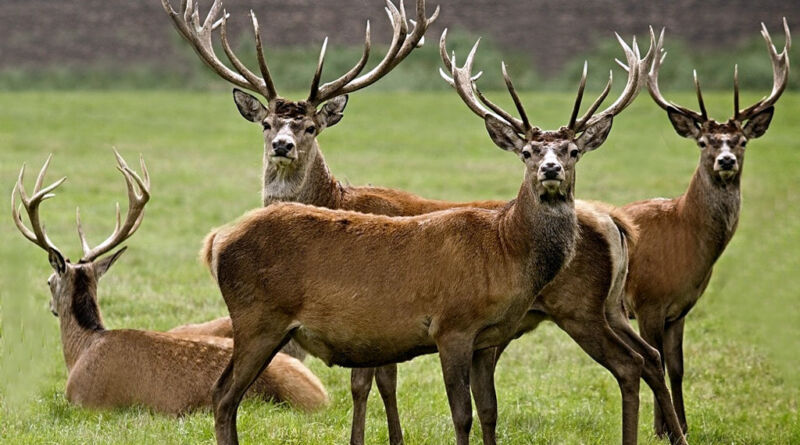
top-left (262, 141), bottom-right (342, 208)
top-left (59, 273), bottom-right (106, 370)
top-left (500, 172), bottom-right (578, 292)
top-left (679, 163), bottom-right (742, 263)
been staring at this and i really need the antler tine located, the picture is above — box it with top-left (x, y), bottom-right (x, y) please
top-left (693, 69), bottom-right (708, 121)
top-left (312, 0), bottom-right (439, 104)
top-left (161, 0), bottom-right (278, 101)
top-left (308, 37), bottom-right (329, 102)
top-left (502, 62), bottom-right (532, 133)
top-left (250, 11), bottom-right (278, 100)
top-left (450, 40), bottom-right (496, 120)
top-left (646, 29), bottom-right (706, 122)
top-left (80, 151), bottom-right (151, 262)
top-left (567, 61), bottom-right (588, 131)
top-left (11, 155), bottom-right (66, 254)
top-left (733, 64), bottom-right (740, 120)
top-left (309, 21), bottom-right (372, 103)
top-left (438, 29), bottom-right (483, 88)
top-left (737, 17), bottom-right (791, 120)
top-left (472, 63), bottom-right (529, 132)
top-left (576, 33), bottom-right (642, 131)
top-left (219, 11), bottom-right (273, 100)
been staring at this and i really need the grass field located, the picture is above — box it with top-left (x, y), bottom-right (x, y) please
top-left (1, 90), bottom-right (799, 444)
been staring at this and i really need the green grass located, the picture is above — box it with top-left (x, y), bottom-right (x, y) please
top-left (1, 90), bottom-right (799, 444)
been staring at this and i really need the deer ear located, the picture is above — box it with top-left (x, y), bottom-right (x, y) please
top-left (95, 247), bottom-right (127, 279)
top-left (742, 106), bottom-right (774, 139)
top-left (666, 107), bottom-right (701, 139)
top-left (485, 115), bottom-right (525, 153)
top-left (576, 115), bottom-right (613, 152)
top-left (232, 88), bottom-right (268, 123)
top-left (48, 248), bottom-right (66, 275)
top-left (316, 95), bottom-right (348, 130)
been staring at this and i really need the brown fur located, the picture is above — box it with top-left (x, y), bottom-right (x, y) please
top-left (45, 260), bottom-right (329, 416)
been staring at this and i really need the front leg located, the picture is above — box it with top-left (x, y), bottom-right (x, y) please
top-left (350, 367), bottom-right (376, 445)
top-left (375, 364), bottom-right (404, 445)
top-left (471, 347), bottom-right (500, 445)
top-left (437, 334), bottom-right (476, 445)
top-left (664, 318), bottom-right (688, 434)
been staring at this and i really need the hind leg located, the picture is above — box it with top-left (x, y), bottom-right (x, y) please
top-left (375, 364), bottom-right (404, 445)
top-left (350, 367), bottom-right (376, 445)
top-left (607, 309), bottom-right (687, 445)
top-left (552, 315), bottom-right (644, 445)
top-left (213, 320), bottom-right (292, 445)
top-left (635, 313), bottom-right (670, 437)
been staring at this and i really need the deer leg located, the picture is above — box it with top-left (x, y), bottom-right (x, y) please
top-left (213, 323), bottom-right (291, 445)
top-left (350, 367), bottom-right (376, 445)
top-left (664, 318), bottom-right (687, 434)
top-left (607, 309), bottom-right (687, 445)
top-left (553, 316), bottom-right (643, 445)
top-left (636, 314), bottom-right (668, 438)
top-left (470, 346), bottom-right (500, 445)
top-left (375, 364), bottom-right (404, 445)
top-left (437, 335), bottom-right (475, 445)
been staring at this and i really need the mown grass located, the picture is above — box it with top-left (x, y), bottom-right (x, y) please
top-left (1, 90), bottom-right (799, 444)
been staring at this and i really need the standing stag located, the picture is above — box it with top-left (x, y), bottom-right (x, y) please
top-left (11, 152), bottom-right (329, 415)
top-left (624, 19), bottom-right (790, 436)
top-left (437, 32), bottom-right (687, 445)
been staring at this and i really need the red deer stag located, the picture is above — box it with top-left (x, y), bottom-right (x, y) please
top-left (434, 31), bottom-right (687, 445)
top-left (199, 19), bottom-right (653, 443)
top-left (624, 20), bottom-right (790, 436)
top-left (11, 151), bottom-right (329, 415)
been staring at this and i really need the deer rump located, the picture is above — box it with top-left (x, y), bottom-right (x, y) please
top-left (206, 202), bottom-right (570, 368)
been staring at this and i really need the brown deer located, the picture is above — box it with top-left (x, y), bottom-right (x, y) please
top-left (624, 20), bottom-right (790, 437)
top-left (11, 151), bottom-right (329, 415)
top-left (433, 31), bottom-right (687, 445)
top-left (198, 18), bottom-right (664, 442)
top-left (161, 1), bottom-right (685, 443)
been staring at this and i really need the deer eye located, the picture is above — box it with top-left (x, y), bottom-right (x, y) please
top-left (698, 140), bottom-right (707, 148)
top-left (741, 140), bottom-right (747, 147)
top-left (522, 151), bottom-right (531, 159)
top-left (305, 125), bottom-right (316, 134)
top-left (570, 148), bottom-right (579, 158)
top-left (262, 123), bottom-right (271, 131)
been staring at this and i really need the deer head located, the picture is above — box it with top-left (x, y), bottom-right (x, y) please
top-left (11, 151), bottom-right (150, 327)
top-left (648, 19), bottom-right (790, 184)
top-left (440, 30), bottom-right (650, 200)
top-left (162, 0), bottom-right (438, 173)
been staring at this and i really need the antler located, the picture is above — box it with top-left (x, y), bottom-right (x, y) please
top-left (647, 28), bottom-right (708, 122)
top-left (736, 17), bottom-right (791, 121)
top-left (438, 32), bottom-right (533, 136)
top-left (569, 33), bottom-right (642, 133)
top-left (161, 0), bottom-right (278, 101)
top-left (77, 150), bottom-right (151, 263)
top-left (11, 155), bottom-right (66, 254)
top-left (308, 0), bottom-right (440, 105)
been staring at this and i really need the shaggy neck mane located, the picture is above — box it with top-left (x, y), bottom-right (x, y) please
top-left (262, 141), bottom-right (342, 208)
top-left (61, 268), bottom-right (105, 370)
top-left (680, 162), bottom-right (741, 265)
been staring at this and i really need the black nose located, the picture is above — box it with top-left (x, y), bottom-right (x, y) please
top-left (272, 140), bottom-right (294, 156)
top-left (718, 156), bottom-right (736, 170)
top-left (541, 162), bottom-right (562, 179)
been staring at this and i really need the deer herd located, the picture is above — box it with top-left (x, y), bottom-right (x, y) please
top-left (11, 1), bottom-right (791, 444)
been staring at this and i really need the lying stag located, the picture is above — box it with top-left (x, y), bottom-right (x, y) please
top-left (11, 152), bottom-right (329, 415)
top-left (624, 19), bottom-right (790, 436)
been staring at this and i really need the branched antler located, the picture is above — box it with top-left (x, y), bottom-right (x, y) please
top-left (11, 154), bottom-right (66, 254)
top-left (77, 150), bottom-right (151, 262)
